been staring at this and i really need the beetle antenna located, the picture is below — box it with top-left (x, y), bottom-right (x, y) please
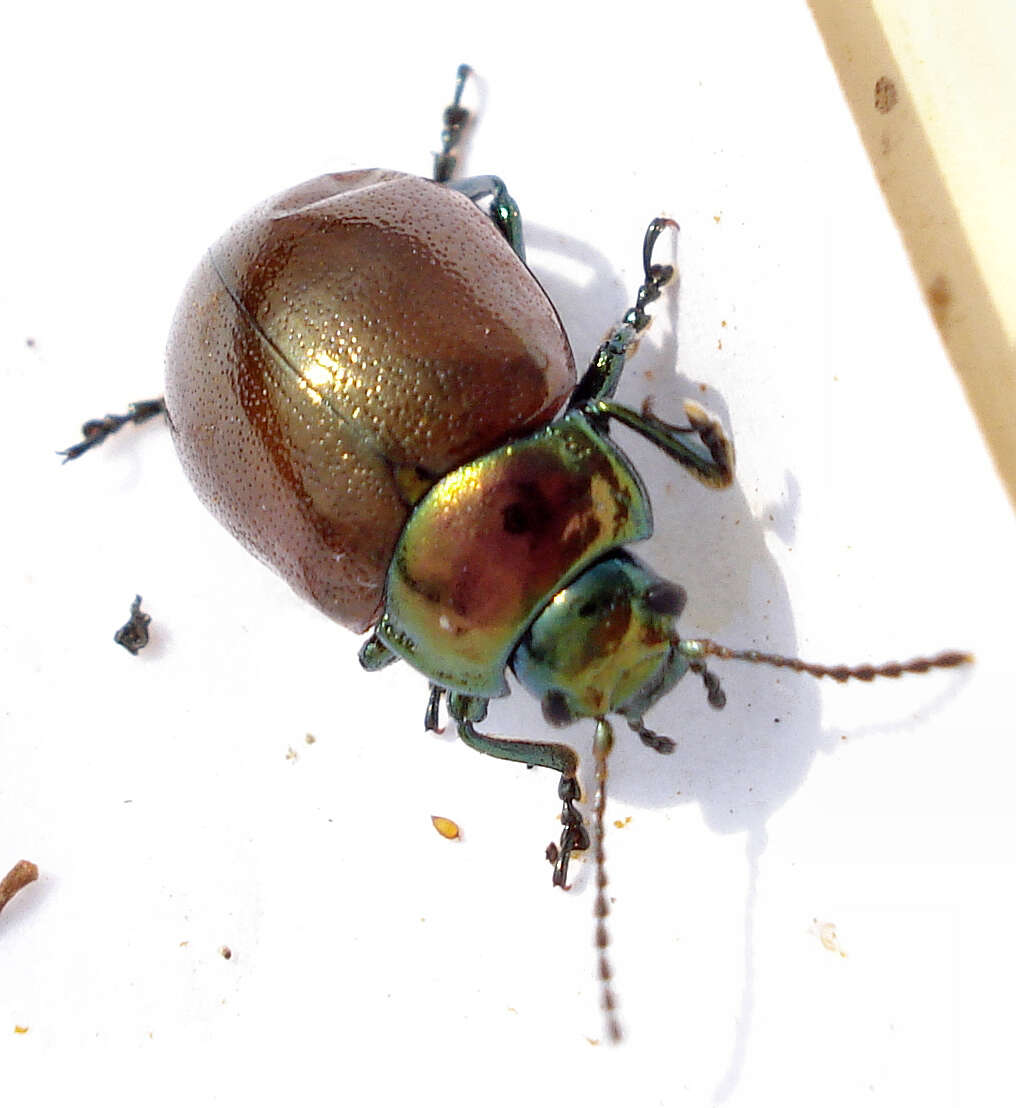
top-left (433, 64), bottom-right (473, 183)
top-left (678, 640), bottom-right (973, 682)
top-left (592, 718), bottom-right (623, 1044)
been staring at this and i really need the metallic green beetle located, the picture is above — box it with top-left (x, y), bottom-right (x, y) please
top-left (64, 67), bottom-right (969, 1041)
top-left (64, 64), bottom-right (967, 893)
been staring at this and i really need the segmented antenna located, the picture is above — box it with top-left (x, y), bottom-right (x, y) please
top-left (592, 718), bottom-right (623, 1044)
top-left (679, 640), bottom-right (972, 681)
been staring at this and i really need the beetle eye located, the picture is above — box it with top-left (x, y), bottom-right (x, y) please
top-left (644, 581), bottom-right (686, 617)
top-left (541, 690), bottom-right (574, 727)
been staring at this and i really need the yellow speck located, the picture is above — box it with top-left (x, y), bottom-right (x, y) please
top-left (431, 815), bottom-right (461, 840)
top-left (14, 1025), bottom-right (28, 1034)
top-left (812, 919), bottom-right (848, 958)
top-left (305, 733), bottom-right (317, 745)
top-left (613, 816), bottom-right (632, 829)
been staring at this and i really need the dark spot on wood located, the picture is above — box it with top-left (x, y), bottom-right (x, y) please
top-left (875, 77), bottom-right (898, 114)
top-left (926, 274), bottom-right (952, 327)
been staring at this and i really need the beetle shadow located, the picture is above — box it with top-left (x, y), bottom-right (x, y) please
top-left (486, 218), bottom-right (833, 1092)
top-left (514, 218), bottom-right (829, 837)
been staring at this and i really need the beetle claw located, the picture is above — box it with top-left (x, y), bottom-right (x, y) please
top-left (552, 775), bottom-right (590, 889)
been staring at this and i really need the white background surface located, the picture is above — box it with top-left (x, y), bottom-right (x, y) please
top-left (2, 3), bottom-right (1013, 1105)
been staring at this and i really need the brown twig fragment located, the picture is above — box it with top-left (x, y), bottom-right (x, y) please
top-left (0, 860), bottom-right (39, 916)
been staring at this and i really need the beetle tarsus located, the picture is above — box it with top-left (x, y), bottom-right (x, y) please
top-left (553, 773), bottom-right (591, 889)
top-left (60, 397), bottom-right (166, 461)
top-left (434, 63), bottom-right (473, 183)
top-left (450, 713), bottom-right (589, 886)
top-left (627, 217), bottom-right (680, 332)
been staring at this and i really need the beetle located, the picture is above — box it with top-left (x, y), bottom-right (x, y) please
top-left (63, 65), bottom-right (970, 1041)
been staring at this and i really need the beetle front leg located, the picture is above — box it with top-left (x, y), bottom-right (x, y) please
top-left (447, 693), bottom-right (589, 887)
top-left (60, 397), bottom-right (167, 461)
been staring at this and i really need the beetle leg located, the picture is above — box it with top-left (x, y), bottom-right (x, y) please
top-left (565, 217), bottom-right (735, 487)
top-left (433, 63), bottom-right (473, 184)
top-left (446, 175), bottom-right (526, 263)
top-left (568, 217), bottom-right (678, 407)
top-left (592, 396), bottom-right (735, 489)
top-left (59, 397), bottom-right (166, 461)
top-left (358, 634), bottom-right (399, 671)
top-left (424, 684), bottom-right (443, 732)
top-left (447, 693), bottom-right (589, 888)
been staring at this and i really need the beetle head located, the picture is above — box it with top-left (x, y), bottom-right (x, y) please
top-left (511, 554), bottom-right (691, 729)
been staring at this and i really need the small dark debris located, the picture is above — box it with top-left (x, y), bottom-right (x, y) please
top-left (25, 337), bottom-right (36, 349)
top-left (545, 842), bottom-right (559, 865)
top-left (114, 595), bottom-right (151, 654)
top-left (219, 945), bottom-right (232, 960)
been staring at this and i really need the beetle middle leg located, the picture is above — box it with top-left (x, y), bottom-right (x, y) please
top-left (446, 691), bottom-right (590, 888)
top-left (568, 217), bottom-right (735, 488)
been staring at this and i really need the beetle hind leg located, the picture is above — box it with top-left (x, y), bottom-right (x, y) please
top-left (433, 64), bottom-right (473, 183)
top-left (59, 397), bottom-right (167, 461)
top-left (431, 67), bottom-right (527, 260)
top-left (447, 693), bottom-right (589, 887)
top-left (447, 175), bottom-right (527, 262)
